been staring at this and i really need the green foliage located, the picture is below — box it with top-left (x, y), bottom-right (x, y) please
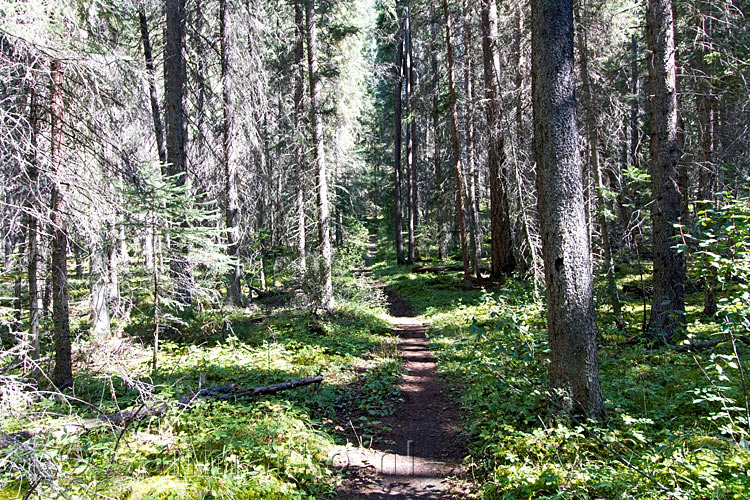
top-left (1, 265), bottom-right (398, 499)
top-left (374, 246), bottom-right (750, 498)
top-left (120, 164), bottom-right (233, 307)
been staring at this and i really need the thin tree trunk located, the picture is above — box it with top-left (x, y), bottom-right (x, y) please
top-left (50, 59), bottom-right (73, 389)
top-left (646, 0), bottom-right (685, 341)
top-left (405, 3), bottom-right (416, 264)
top-left (220, 0), bottom-right (244, 306)
top-left (151, 217), bottom-right (159, 372)
top-left (294, 0), bottom-right (307, 273)
top-left (42, 250), bottom-right (51, 319)
top-left (138, 2), bottom-right (166, 167)
top-left (305, 0), bottom-right (334, 310)
top-left (26, 88), bottom-right (41, 367)
top-left (576, 10), bottom-right (625, 329)
top-left (463, 0), bottom-right (481, 279)
top-left (481, 0), bottom-right (515, 280)
top-left (531, 0), bottom-right (604, 420)
top-left (430, 9), bottom-right (446, 261)
top-left (512, 6), bottom-right (538, 281)
top-left (74, 242), bottom-right (83, 278)
top-left (90, 233), bottom-right (111, 339)
top-left (394, 6), bottom-right (406, 265)
top-left (629, 33), bottom-right (639, 169)
top-left (442, 0), bottom-right (471, 288)
top-left (697, 5), bottom-right (717, 316)
top-left (164, 0), bottom-right (192, 304)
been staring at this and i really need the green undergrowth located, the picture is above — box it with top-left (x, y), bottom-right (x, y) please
top-left (373, 243), bottom-right (750, 498)
top-left (1, 248), bottom-right (403, 499)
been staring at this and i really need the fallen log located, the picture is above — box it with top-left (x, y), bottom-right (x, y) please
top-left (411, 265), bottom-right (490, 273)
top-left (0, 376), bottom-right (324, 451)
top-left (206, 376), bottom-right (323, 399)
top-left (643, 336), bottom-right (750, 354)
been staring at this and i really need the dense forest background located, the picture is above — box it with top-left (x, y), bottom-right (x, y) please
top-left (1, 0), bottom-right (750, 498)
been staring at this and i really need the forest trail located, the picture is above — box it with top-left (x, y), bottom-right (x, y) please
top-left (333, 237), bottom-right (470, 499)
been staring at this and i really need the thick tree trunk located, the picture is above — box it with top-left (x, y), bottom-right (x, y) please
top-left (138, 2), bottom-right (166, 167)
top-left (463, 0), bottom-right (481, 279)
top-left (164, 0), bottom-right (192, 304)
top-left (531, 0), bottom-right (604, 420)
top-left (50, 60), bottom-right (73, 389)
top-left (481, 0), bottom-right (515, 280)
top-left (294, 0), bottom-right (307, 273)
top-left (90, 234), bottom-right (111, 339)
top-left (576, 10), bottom-right (625, 329)
top-left (443, 0), bottom-right (471, 288)
top-left (646, 0), bottom-right (685, 341)
top-left (394, 8), bottom-right (406, 265)
top-left (220, 0), bottom-right (244, 306)
top-left (305, 0), bottom-right (334, 311)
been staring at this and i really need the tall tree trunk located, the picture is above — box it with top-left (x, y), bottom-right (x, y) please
top-left (164, 0), bottom-right (192, 304)
top-left (430, 9), bottom-right (447, 261)
top-left (646, 0), bottom-right (685, 341)
top-left (405, 4), bottom-right (416, 264)
top-left (294, 0), bottom-right (307, 273)
top-left (531, 0), bottom-right (604, 420)
top-left (442, 0), bottom-right (471, 288)
top-left (463, 0), bottom-right (481, 279)
top-left (305, 0), bottom-right (334, 310)
top-left (50, 60), bottom-right (73, 389)
top-left (220, 0), bottom-right (244, 306)
top-left (481, 0), bottom-right (515, 280)
top-left (394, 6), bottom-right (406, 265)
top-left (576, 10), bottom-right (625, 329)
top-left (512, 6), bottom-right (539, 282)
top-left (138, 1), bottom-right (166, 167)
top-left (26, 88), bottom-right (41, 368)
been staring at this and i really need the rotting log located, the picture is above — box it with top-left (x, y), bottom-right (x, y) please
top-left (0, 376), bottom-right (323, 450)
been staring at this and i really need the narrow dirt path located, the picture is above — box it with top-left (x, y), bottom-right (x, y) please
top-left (333, 237), bottom-right (470, 499)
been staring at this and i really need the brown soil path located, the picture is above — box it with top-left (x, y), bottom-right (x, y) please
top-left (332, 237), bottom-right (471, 499)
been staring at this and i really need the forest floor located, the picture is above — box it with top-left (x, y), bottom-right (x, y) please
top-left (333, 238), bottom-right (473, 499)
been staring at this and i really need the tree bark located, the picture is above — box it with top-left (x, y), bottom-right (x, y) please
top-left (138, 1), bottom-right (166, 167)
top-left (294, 0), bottom-right (307, 273)
top-left (305, 0), bottom-right (334, 310)
top-left (645, 0), bottom-right (685, 341)
top-left (50, 59), bottom-right (73, 389)
top-left (394, 6), bottom-right (406, 265)
top-left (531, 0), bottom-right (604, 420)
top-left (220, 0), bottom-right (244, 306)
top-left (164, 0), bottom-right (192, 304)
top-left (481, 0), bottom-right (515, 280)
